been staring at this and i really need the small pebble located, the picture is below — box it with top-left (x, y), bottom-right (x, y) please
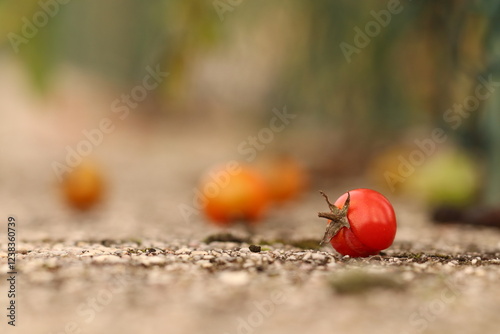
top-left (197, 260), bottom-right (212, 268)
top-left (191, 251), bottom-right (208, 256)
top-left (249, 245), bottom-right (261, 253)
top-left (302, 252), bottom-right (312, 261)
top-left (142, 257), bottom-right (166, 266)
top-left (312, 253), bottom-right (326, 261)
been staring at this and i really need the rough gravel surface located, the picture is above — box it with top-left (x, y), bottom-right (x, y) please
top-left (1, 127), bottom-right (500, 334)
top-left (3, 216), bottom-right (500, 334)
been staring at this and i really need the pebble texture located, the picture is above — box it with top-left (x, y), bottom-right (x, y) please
top-left (2, 231), bottom-right (500, 334)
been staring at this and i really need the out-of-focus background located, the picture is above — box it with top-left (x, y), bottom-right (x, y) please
top-left (2, 0), bottom-right (499, 214)
top-left (1, 1), bottom-right (500, 334)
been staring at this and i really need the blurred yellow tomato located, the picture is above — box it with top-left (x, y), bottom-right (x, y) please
top-left (62, 160), bottom-right (104, 210)
top-left (366, 145), bottom-right (414, 193)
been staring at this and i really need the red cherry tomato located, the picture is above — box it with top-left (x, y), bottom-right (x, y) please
top-left (318, 189), bottom-right (397, 257)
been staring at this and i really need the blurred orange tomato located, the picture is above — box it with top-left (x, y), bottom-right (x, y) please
top-left (260, 155), bottom-right (307, 204)
top-left (61, 160), bottom-right (104, 210)
top-left (201, 164), bottom-right (269, 226)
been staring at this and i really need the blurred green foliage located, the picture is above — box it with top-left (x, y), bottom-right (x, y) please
top-left (0, 0), bottom-right (220, 91)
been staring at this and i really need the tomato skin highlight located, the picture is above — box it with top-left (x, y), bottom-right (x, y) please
top-left (327, 189), bottom-right (397, 257)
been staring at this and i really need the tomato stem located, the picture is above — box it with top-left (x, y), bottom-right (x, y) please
top-left (318, 191), bottom-right (351, 245)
